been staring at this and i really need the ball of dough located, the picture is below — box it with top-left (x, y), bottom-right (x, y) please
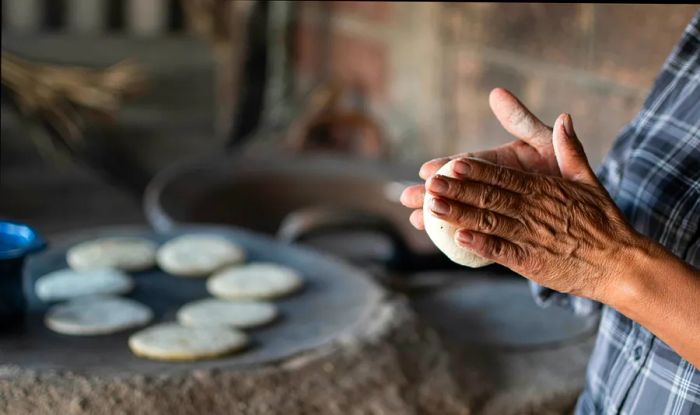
top-left (157, 234), bottom-right (245, 277)
top-left (423, 160), bottom-right (493, 268)
top-left (67, 237), bottom-right (157, 272)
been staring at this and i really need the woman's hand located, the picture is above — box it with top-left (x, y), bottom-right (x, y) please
top-left (401, 88), bottom-right (560, 230)
top-left (423, 113), bottom-right (646, 300)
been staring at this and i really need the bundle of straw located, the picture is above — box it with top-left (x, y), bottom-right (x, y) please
top-left (1, 52), bottom-right (147, 154)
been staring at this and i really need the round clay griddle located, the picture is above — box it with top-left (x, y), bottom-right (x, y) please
top-left (0, 225), bottom-right (384, 376)
top-left (412, 273), bottom-right (599, 349)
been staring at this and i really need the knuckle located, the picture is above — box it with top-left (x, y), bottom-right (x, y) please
top-left (455, 206), bottom-right (474, 225)
top-left (453, 182), bottom-right (470, 203)
top-left (495, 167), bottom-right (509, 185)
top-left (478, 210), bottom-right (498, 233)
top-left (478, 186), bottom-right (497, 208)
top-left (487, 238), bottom-right (505, 257)
top-left (479, 186), bottom-right (514, 212)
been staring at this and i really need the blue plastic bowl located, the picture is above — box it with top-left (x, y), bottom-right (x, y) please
top-left (0, 221), bottom-right (46, 330)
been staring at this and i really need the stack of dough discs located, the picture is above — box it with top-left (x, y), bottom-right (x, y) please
top-left (207, 263), bottom-right (303, 300)
top-left (177, 298), bottom-right (278, 329)
top-left (128, 322), bottom-right (249, 361)
top-left (35, 268), bottom-right (134, 302)
top-left (157, 234), bottom-right (245, 277)
top-left (67, 237), bottom-right (157, 272)
top-left (423, 159), bottom-right (493, 268)
top-left (45, 295), bottom-right (153, 335)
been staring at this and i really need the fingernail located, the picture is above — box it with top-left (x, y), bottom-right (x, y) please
top-left (428, 176), bottom-right (448, 193)
top-left (563, 113), bottom-right (575, 137)
top-left (430, 197), bottom-right (450, 215)
top-left (454, 160), bottom-right (470, 175)
top-left (420, 157), bottom-right (448, 175)
top-left (456, 230), bottom-right (473, 244)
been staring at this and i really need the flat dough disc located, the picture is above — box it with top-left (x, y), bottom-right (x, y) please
top-left (35, 268), bottom-right (134, 302)
top-left (128, 322), bottom-right (249, 361)
top-left (67, 237), bottom-right (157, 272)
top-left (423, 159), bottom-right (493, 268)
top-left (157, 234), bottom-right (245, 277)
top-left (177, 298), bottom-right (278, 329)
top-left (45, 295), bottom-right (153, 336)
top-left (207, 263), bottom-right (303, 300)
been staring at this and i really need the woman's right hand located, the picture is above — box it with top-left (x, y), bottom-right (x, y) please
top-left (400, 87), bottom-right (565, 229)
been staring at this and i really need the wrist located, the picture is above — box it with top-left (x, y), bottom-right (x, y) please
top-left (607, 236), bottom-right (679, 318)
top-left (603, 235), bottom-right (653, 312)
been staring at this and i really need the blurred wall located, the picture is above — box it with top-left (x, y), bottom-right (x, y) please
top-left (293, 3), bottom-right (698, 167)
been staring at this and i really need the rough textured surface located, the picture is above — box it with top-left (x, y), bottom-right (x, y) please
top-left (1, 300), bottom-right (471, 415)
top-left (1, 295), bottom-right (594, 414)
top-left (441, 336), bottom-right (594, 415)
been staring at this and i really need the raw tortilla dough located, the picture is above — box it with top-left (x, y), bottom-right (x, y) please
top-left (35, 268), bottom-right (134, 302)
top-left (157, 234), bottom-right (245, 277)
top-left (67, 237), bottom-right (157, 272)
top-left (45, 295), bottom-right (153, 335)
top-left (207, 263), bottom-right (303, 300)
top-left (177, 298), bottom-right (278, 329)
top-left (128, 322), bottom-right (249, 361)
top-left (423, 160), bottom-right (494, 268)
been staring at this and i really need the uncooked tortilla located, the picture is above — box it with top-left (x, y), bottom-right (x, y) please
top-left (45, 295), bottom-right (153, 335)
top-left (157, 234), bottom-right (245, 277)
top-left (423, 160), bottom-right (494, 268)
top-left (176, 298), bottom-right (278, 329)
top-left (67, 237), bottom-right (157, 272)
top-left (128, 322), bottom-right (249, 361)
top-left (207, 263), bottom-right (303, 300)
top-left (35, 268), bottom-right (134, 302)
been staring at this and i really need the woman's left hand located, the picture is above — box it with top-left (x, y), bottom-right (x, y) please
top-left (423, 114), bottom-right (647, 302)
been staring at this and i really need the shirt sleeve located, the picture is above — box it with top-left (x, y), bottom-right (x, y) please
top-left (528, 281), bottom-right (602, 317)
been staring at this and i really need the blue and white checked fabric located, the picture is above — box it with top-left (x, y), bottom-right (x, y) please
top-left (531, 10), bottom-right (700, 415)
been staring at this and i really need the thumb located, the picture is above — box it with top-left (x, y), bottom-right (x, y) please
top-left (489, 88), bottom-right (552, 148)
top-left (552, 114), bottom-right (596, 184)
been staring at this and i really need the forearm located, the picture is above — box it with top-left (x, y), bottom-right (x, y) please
top-left (608, 238), bottom-right (700, 368)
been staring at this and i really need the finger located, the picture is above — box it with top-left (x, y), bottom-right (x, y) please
top-left (419, 156), bottom-right (452, 180)
top-left (552, 114), bottom-right (597, 185)
top-left (489, 88), bottom-right (551, 148)
top-left (448, 157), bottom-right (532, 194)
top-left (454, 229), bottom-right (526, 268)
top-left (409, 209), bottom-right (425, 230)
top-left (400, 184), bottom-right (426, 208)
top-left (426, 175), bottom-right (522, 216)
top-left (466, 146), bottom-right (506, 166)
top-left (419, 150), bottom-right (502, 180)
top-left (427, 196), bottom-right (523, 239)
top-left (419, 142), bottom-right (518, 181)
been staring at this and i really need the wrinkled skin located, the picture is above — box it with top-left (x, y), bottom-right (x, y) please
top-left (401, 88), bottom-right (645, 301)
top-left (424, 156), bottom-right (639, 301)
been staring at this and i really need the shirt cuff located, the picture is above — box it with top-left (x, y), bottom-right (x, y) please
top-left (529, 281), bottom-right (602, 317)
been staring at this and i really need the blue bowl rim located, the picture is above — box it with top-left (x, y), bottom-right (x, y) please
top-left (0, 221), bottom-right (46, 260)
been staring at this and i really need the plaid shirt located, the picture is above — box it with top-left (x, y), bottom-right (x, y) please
top-left (531, 11), bottom-right (700, 415)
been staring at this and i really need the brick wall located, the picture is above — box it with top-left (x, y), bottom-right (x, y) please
top-left (293, 3), bottom-right (698, 167)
